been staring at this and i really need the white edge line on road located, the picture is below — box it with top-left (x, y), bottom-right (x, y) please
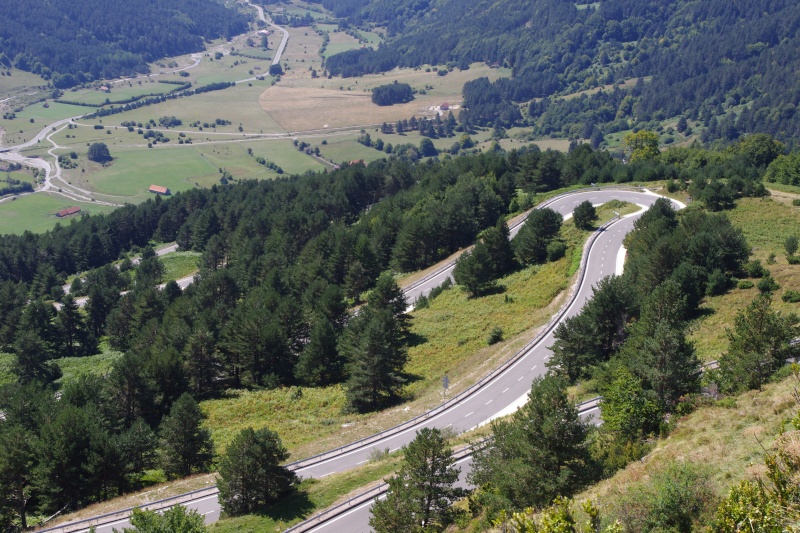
top-left (284, 195), bottom-right (670, 475)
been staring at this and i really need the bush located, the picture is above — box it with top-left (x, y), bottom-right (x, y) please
top-left (705, 268), bottom-right (729, 296)
top-left (757, 275), bottom-right (780, 293)
top-left (743, 259), bottom-right (767, 278)
top-left (546, 241), bottom-right (567, 261)
top-left (665, 179), bottom-right (679, 193)
top-left (793, 199), bottom-right (800, 207)
top-left (615, 462), bottom-right (716, 532)
top-left (782, 290), bottom-right (800, 303)
top-left (487, 326), bottom-right (503, 345)
top-left (737, 280), bottom-right (754, 289)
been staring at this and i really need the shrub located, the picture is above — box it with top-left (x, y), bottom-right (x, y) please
top-left (743, 259), bottom-right (767, 278)
top-left (615, 462), bottom-right (716, 532)
top-left (757, 275), bottom-right (780, 293)
top-left (782, 290), bottom-right (800, 303)
top-left (487, 327), bottom-right (503, 345)
top-left (705, 268), bottom-right (729, 296)
top-left (793, 199), bottom-right (800, 207)
top-left (546, 241), bottom-right (567, 261)
top-left (737, 280), bottom-right (754, 289)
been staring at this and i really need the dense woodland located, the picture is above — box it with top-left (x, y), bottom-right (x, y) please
top-left (0, 137), bottom-right (782, 526)
top-left (318, 0), bottom-right (800, 144)
top-left (372, 196), bottom-right (800, 532)
top-left (0, 0), bottom-right (247, 87)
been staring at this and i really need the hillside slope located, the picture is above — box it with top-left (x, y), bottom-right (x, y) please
top-left (320, 0), bottom-right (800, 144)
top-left (0, 0), bottom-right (248, 87)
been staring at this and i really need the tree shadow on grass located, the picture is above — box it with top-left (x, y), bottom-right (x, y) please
top-left (251, 488), bottom-right (315, 524)
top-left (481, 283), bottom-right (507, 297)
top-left (407, 331), bottom-right (427, 348)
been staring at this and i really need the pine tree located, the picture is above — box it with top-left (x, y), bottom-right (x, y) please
top-left (0, 425), bottom-right (34, 529)
top-left (183, 329), bottom-right (220, 395)
top-left (719, 294), bottom-right (799, 392)
top-left (371, 428), bottom-right (464, 532)
top-left (513, 208), bottom-right (563, 265)
top-left (12, 330), bottom-right (61, 385)
top-left (572, 200), bottom-right (597, 230)
top-left (158, 393), bottom-right (214, 478)
top-left (341, 307), bottom-right (408, 413)
top-left (295, 317), bottom-right (342, 386)
top-left (57, 294), bottom-right (94, 357)
top-left (453, 242), bottom-right (495, 298)
top-left (469, 375), bottom-right (592, 510)
top-left (482, 220), bottom-right (515, 277)
top-left (547, 313), bottom-right (600, 382)
top-left (217, 427), bottom-right (297, 515)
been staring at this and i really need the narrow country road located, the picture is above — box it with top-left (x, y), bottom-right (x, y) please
top-left (246, 0), bottom-right (290, 66)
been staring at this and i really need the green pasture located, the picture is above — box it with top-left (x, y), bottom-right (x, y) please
top-left (161, 251), bottom-right (200, 281)
top-left (2, 102), bottom-right (89, 146)
top-left (0, 68), bottom-right (47, 99)
top-left (80, 146), bottom-right (218, 201)
top-left (60, 82), bottom-right (174, 106)
top-left (83, 83), bottom-right (284, 136)
top-left (0, 193), bottom-right (117, 235)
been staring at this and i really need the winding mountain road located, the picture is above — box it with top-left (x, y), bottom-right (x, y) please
top-left (38, 188), bottom-right (684, 533)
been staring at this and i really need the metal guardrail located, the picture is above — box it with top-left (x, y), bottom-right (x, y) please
top-left (284, 398), bottom-right (605, 532)
top-left (286, 186), bottom-right (657, 472)
top-left (35, 486), bottom-right (219, 533)
top-left (38, 187), bottom-right (663, 533)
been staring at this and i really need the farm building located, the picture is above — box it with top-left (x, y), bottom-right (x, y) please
top-left (149, 185), bottom-right (171, 195)
top-left (56, 206), bottom-right (81, 217)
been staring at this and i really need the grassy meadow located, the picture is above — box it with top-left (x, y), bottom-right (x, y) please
top-left (160, 251), bottom-right (200, 281)
top-left (199, 202), bottom-right (634, 460)
top-left (60, 82), bottom-right (175, 106)
top-left (0, 193), bottom-right (117, 234)
top-left (688, 195), bottom-right (800, 361)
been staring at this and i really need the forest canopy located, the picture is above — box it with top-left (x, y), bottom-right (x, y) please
top-left (0, 0), bottom-right (248, 87)
top-left (319, 0), bottom-right (800, 144)
top-left (371, 82), bottom-right (414, 106)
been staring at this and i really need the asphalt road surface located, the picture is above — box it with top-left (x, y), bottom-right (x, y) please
top-left (41, 188), bottom-right (682, 533)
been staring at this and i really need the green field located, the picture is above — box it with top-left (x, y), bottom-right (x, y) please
top-left (56, 351), bottom-right (123, 385)
top-left (60, 82), bottom-right (175, 106)
top-left (3, 102), bottom-right (89, 146)
top-left (688, 196), bottom-right (800, 360)
top-left (161, 251), bottom-right (200, 280)
top-left (77, 146), bottom-right (218, 201)
top-left (0, 68), bottom-right (48, 98)
top-left (82, 83), bottom-right (283, 136)
top-left (316, 134), bottom-right (390, 165)
top-left (0, 347), bottom-right (123, 387)
top-left (0, 193), bottom-right (117, 235)
top-left (0, 352), bottom-right (14, 386)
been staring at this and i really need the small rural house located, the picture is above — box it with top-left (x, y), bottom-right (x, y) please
top-left (149, 185), bottom-right (171, 195)
top-left (56, 206), bottom-right (81, 217)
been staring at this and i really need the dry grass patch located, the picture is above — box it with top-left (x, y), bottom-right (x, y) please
top-left (574, 372), bottom-right (800, 512)
top-left (689, 196), bottom-right (800, 360)
top-left (36, 474), bottom-right (217, 530)
top-left (259, 85), bottom-right (447, 131)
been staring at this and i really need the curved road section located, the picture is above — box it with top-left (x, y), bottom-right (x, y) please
top-left (246, 1), bottom-right (289, 66)
top-left (38, 188), bottom-right (683, 533)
